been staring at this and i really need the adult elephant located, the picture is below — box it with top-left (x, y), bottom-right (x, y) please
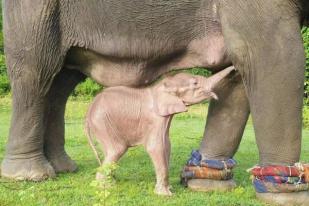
top-left (2, 0), bottom-right (309, 204)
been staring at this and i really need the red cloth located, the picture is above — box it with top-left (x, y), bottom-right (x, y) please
top-left (304, 166), bottom-right (309, 182)
top-left (250, 166), bottom-right (301, 177)
top-left (250, 164), bottom-right (309, 193)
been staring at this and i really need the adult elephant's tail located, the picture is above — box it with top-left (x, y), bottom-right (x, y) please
top-left (84, 118), bottom-right (102, 166)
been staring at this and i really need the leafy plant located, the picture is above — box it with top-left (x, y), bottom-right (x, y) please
top-left (304, 106), bottom-right (309, 128)
top-left (0, 55), bottom-right (10, 96)
top-left (71, 78), bottom-right (102, 98)
top-left (90, 163), bottom-right (119, 206)
top-left (188, 67), bottom-right (211, 77)
top-left (302, 27), bottom-right (309, 105)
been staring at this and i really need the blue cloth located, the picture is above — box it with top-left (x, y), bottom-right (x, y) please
top-left (253, 179), bottom-right (268, 193)
top-left (186, 150), bottom-right (202, 166)
top-left (186, 150), bottom-right (236, 169)
top-left (201, 158), bottom-right (237, 169)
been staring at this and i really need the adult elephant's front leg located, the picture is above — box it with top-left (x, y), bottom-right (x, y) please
top-left (200, 72), bottom-right (249, 159)
top-left (187, 72), bottom-right (250, 191)
top-left (220, 1), bottom-right (307, 205)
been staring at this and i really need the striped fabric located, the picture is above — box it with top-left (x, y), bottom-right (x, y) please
top-left (253, 179), bottom-right (309, 193)
top-left (250, 166), bottom-right (302, 177)
top-left (182, 150), bottom-right (235, 185)
top-left (182, 166), bottom-right (233, 180)
top-left (249, 164), bottom-right (309, 193)
top-left (256, 176), bottom-right (303, 184)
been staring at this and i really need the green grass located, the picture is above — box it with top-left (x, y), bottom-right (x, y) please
top-left (0, 98), bottom-right (309, 206)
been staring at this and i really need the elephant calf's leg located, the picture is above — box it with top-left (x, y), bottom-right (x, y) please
top-left (187, 72), bottom-right (249, 191)
top-left (146, 135), bottom-right (172, 196)
top-left (44, 69), bottom-right (85, 173)
top-left (96, 140), bottom-right (127, 181)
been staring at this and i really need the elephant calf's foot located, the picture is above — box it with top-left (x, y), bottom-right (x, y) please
top-left (95, 171), bottom-right (115, 182)
top-left (187, 179), bottom-right (236, 192)
top-left (155, 184), bottom-right (172, 196)
top-left (46, 151), bottom-right (77, 173)
top-left (256, 192), bottom-right (309, 206)
top-left (1, 156), bottom-right (56, 181)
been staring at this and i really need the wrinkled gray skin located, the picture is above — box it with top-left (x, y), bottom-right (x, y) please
top-left (85, 68), bottom-right (233, 196)
top-left (2, 0), bottom-right (309, 204)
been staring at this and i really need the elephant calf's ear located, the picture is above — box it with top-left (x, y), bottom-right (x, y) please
top-left (153, 92), bottom-right (188, 117)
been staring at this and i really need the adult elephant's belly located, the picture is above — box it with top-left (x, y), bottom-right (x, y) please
top-left (65, 34), bottom-right (230, 87)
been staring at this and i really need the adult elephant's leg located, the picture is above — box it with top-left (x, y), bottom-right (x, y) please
top-left (1, 0), bottom-right (66, 180)
top-left (187, 72), bottom-right (249, 191)
top-left (220, 1), bottom-right (307, 205)
top-left (1, 53), bottom-right (65, 180)
top-left (200, 72), bottom-right (249, 159)
top-left (44, 69), bottom-right (86, 173)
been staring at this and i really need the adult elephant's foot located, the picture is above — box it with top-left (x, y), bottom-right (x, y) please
top-left (46, 151), bottom-right (78, 173)
top-left (187, 179), bottom-right (237, 192)
top-left (1, 156), bottom-right (56, 181)
top-left (256, 192), bottom-right (309, 206)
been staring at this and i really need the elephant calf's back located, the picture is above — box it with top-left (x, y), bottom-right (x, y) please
top-left (87, 87), bottom-right (150, 146)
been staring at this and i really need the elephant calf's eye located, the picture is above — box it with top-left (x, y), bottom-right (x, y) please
top-left (191, 82), bottom-right (199, 89)
top-left (189, 78), bottom-right (198, 85)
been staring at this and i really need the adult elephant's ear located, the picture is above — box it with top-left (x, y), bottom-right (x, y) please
top-left (153, 82), bottom-right (188, 117)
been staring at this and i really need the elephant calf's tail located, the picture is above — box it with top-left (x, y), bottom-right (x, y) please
top-left (84, 119), bottom-right (102, 166)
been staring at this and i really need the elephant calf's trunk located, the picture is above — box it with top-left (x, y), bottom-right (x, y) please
top-left (206, 66), bottom-right (235, 90)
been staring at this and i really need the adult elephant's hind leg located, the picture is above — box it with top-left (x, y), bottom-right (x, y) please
top-left (1, 0), bottom-right (67, 181)
top-left (1, 48), bottom-right (66, 181)
top-left (220, 1), bottom-right (307, 205)
top-left (44, 69), bottom-right (86, 173)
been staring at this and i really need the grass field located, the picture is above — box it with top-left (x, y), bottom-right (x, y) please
top-left (0, 97), bottom-right (308, 206)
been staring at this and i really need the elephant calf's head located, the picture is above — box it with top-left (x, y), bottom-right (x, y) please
top-left (152, 66), bottom-right (235, 117)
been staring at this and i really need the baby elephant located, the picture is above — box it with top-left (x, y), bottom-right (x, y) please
top-left (85, 66), bottom-right (234, 195)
